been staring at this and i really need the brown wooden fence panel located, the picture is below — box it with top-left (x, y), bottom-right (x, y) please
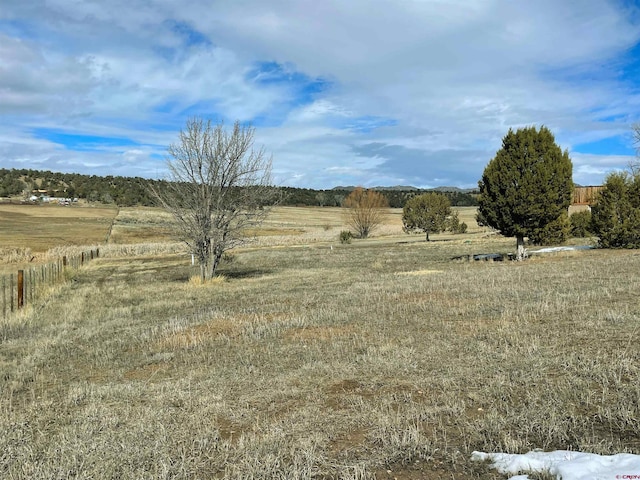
top-left (573, 186), bottom-right (603, 205)
top-left (1, 248), bottom-right (98, 317)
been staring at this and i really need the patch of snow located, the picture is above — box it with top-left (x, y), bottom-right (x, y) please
top-left (530, 245), bottom-right (593, 254)
top-left (472, 450), bottom-right (640, 480)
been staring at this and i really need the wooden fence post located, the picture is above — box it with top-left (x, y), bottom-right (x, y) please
top-left (96, 248), bottom-right (100, 258)
top-left (18, 270), bottom-right (24, 309)
top-left (2, 276), bottom-right (5, 318)
top-left (9, 273), bottom-right (14, 313)
top-left (81, 252), bottom-right (85, 265)
top-left (63, 256), bottom-right (67, 268)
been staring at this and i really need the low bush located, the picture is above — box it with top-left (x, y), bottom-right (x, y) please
top-left (339, 230), bottom-right (353, 244)
top-left (569, 210), bottom-right (593, 238)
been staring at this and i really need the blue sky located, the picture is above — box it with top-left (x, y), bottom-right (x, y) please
top-left (1, 0), bottom-right (640, 188)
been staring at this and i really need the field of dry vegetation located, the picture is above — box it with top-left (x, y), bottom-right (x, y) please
top-left (1, 205), bottom-right (638, 479)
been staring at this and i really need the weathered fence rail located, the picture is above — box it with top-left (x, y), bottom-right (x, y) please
top-left (1, 248), bottom-right (99, 318)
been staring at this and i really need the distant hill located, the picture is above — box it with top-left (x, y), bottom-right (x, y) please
top-left (371, 185), bottom-right (420, 192)
top-left (0, 168), bottom-right (478, 208)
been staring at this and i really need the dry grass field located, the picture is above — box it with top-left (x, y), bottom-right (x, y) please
top-left (1, 205), bottom-right (638, 479)
top-left (0, 203), bottom-right (117, 274)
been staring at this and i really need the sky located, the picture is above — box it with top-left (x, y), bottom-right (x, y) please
top-left (2, 0), bottom-right (640, 189)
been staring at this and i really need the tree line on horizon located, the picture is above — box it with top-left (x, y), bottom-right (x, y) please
top-left (0, 167), bottom-right (479, 208)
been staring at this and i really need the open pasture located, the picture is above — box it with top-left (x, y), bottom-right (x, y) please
top-left (0, 207), bottom-right (637, 479)
top-left (108, 205), bottom-right (485, 249)
top-left (0, 203), bottom-right (117, 273)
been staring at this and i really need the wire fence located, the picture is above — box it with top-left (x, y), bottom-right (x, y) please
top-left (1, 248), bottom-right (99, 319)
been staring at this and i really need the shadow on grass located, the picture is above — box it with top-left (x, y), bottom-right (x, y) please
top-left (174, 266), bottom-right (274, 282)
top-left (218, 268), bottom-right (273, 280)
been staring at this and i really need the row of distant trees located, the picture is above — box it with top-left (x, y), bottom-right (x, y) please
top-left (0, 169), bottom-right (157, 205)
top-left (0, 168), bottom-right (478, 209)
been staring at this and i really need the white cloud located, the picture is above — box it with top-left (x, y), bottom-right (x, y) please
top-left (1, 0), bottom-right (640, 188)
top-left (571, 153), bottom-right (637, 185)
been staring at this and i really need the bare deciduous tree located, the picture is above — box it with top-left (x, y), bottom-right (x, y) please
top-left (343, 187), bottom-right (388, 238)
top-left (151, 118), bottom-right (278, 280)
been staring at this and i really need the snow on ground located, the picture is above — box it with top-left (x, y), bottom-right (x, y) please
top-left (530, 245), bottom-right (594, 254)
top-left (472, 450), bottom-right (640, 480)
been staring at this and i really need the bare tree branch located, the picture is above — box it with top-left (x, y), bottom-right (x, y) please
top-left (149, 118), bottom-right (279, 280)
top-left (343, 188), bottom-right (388, 238)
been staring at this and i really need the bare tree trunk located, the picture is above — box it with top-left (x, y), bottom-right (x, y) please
top-left (516, 234), bottom-right (526, 261)
top-left (209, 243), bottom-right (224, 279)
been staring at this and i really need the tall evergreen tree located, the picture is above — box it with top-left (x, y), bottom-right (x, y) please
top-left (477, 126), bottom-right (573, 260)
top-left (591, 171), bottom-right (640, 248)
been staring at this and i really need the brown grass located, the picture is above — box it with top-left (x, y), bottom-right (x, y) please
top-left (2, 205), bottom-right (635, 479)
top-left (0, 203), bottom-right (116, 252)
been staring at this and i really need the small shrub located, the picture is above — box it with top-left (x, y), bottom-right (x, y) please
top-left (569, 210), bottom-right (592, 238)
top-left (445, 211), bottom-right (467, 234)
top-left (339, 230), bottom-right (353, 244)
top-left (453, 221), bottom-right (468, 234)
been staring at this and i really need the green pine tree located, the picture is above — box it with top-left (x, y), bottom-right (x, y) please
top-left (477, 126), bottom-right (573, 260)
top-left (591, 172), bottom-right (640, 248)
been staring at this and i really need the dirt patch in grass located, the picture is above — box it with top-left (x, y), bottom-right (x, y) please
top-left (216, 416), bottom-right (246, 443)
top-left (327, 379), bottom-right (364, 395)
top-left (156, 319), bottom-right (240, 350)
top-left (328, 427), bottom-right (368, 454)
